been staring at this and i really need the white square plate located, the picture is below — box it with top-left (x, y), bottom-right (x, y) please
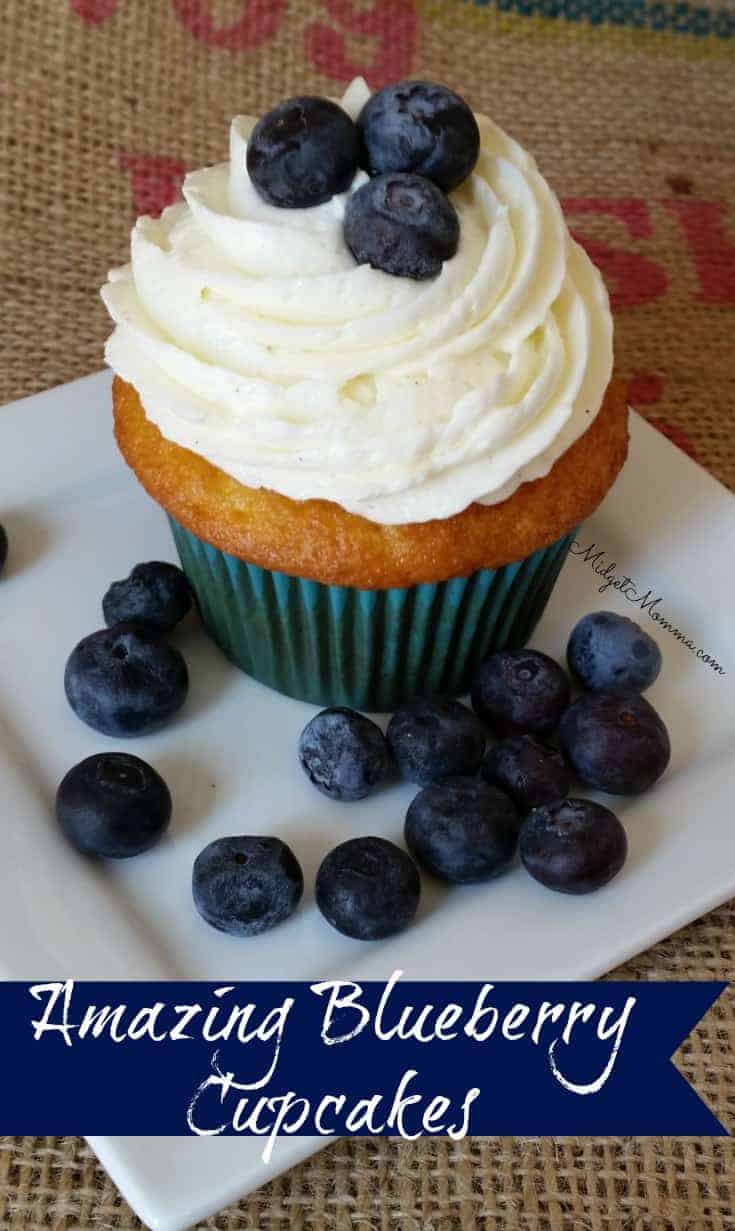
top-left (2, 372), bottom-right (734, 1230)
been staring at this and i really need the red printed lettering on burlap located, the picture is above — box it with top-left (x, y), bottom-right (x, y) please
top-left (564, 198), bottom-right (653, 240)
top-left (70, 0), bottom-right (118, 23)
top-left (171, 0), bottom-right (286, 50)
top-left (304, 0), bottom-right (418, 87)
top-left (627, 372), bottom-right (665, 407)
top-left (665, 200), bottom-right (735, 306)
top-left (119, 154), bottom-right (187, 218)
top-left (625, 373), bottom-right (699, 463)
top-left (562, 198), bottom-right (668, 312)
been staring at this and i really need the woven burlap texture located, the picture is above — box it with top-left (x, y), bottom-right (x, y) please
top-left (1, 1), bottom-right (734, 1228)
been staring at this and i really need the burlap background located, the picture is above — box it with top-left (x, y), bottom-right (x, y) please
top-left (1, 1), bottom-right (734, 1227)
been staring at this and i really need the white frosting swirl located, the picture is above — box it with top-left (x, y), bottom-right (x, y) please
top-left (102, 79), bottom-right (613, 526)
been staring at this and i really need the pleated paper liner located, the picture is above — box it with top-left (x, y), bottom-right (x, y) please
top-left (169, 515), bottom-right (576, 711)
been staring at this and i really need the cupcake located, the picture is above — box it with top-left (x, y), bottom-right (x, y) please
top-left (102, 78), bottom-right (627, 711)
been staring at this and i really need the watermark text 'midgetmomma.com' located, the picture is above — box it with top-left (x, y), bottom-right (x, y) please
top-left (568, 540), bottom-right (726, 677)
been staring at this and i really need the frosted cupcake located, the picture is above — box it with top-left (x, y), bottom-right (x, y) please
top-left (102, 78), bottom-right (627, 710)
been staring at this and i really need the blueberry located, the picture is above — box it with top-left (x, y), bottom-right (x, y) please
top-left (471, 649), bottom-right (571, 737)
top-left (103, 561), bottom-right (193, 632)
top-left (56, 753), bottom-right (171, 858)
top-left (405, 778), bottom-right (518, 883)
top-left (567, 611), bottom-right (662, 694)
top-left (344, 172), bottom-right (459, 280)
top-left (0, 523), bottom-right (7, 575)
top-left (298, 707), bottom-right (391, 801)
top-left (247, 96), bottom-right (359, 208)
top-left (520, 798), bottom-right (628, 894)
top-left (357, 80), bottom-right (480, 192)
top-left (64, 623), bottom-right (188, 737)
top-left (193, 836), bottom-right (303, 937)
top-left (481, 734), bottom-right (571, 814)
top-left (316, 836), bottom-right (420, 940)
top-left (559, 691), bottom-right (670, 795)
top-left (387, 698), bottom-right (485, 787)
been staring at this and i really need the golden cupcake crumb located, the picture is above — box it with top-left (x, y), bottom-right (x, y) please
top-left (113, 375), bottom-right (628, 590)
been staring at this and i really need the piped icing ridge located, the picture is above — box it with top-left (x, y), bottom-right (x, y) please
top-left (102, 78), bottom-right (613, 526)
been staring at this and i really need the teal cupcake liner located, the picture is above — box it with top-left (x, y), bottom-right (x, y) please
top-left (169, 515), bottom-right (576, 711)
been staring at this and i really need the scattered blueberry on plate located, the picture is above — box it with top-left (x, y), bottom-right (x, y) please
top-left (193, 836), bottom-right (304, 937)
top-left (357, 80), bottom-right (480, 192)
top-left (298, 707), bottom-right (392, 801)
top-left (56, 752), bottom-right (172, 858)
top-left (387, 697), bottom-right (485, 787)
top-left (471, 649), bottom-right (571, 738)
top-left (247, 95), bottom-right (359, 208)
top-left (560, 691), bottom-right (670, 795)
top-left (64, 622), bottom-right (189, 737)
top-left (520, 798), bottom-right (628, 895)
top-left (481, 734), bottom-right (571, 815)
top-left (567, 610), bottom-right (662, 694)
top-left (103, 561), bottom-right (193, 633)
top-left (344, 172), bottom-right (459, 279)
top-left (0, 523), bottom-right (7, 575)
top-left (405, 777), bottom-right (518, 883)
top-left (316, 836), bottom-right (421, 940)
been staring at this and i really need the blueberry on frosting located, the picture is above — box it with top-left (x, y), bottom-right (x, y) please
top-left (357, 80), bottom-right (480, 192)
top-left (247, 95), bottom-right (359, 208)
top-left (344, 172), bottom-right (459, 279)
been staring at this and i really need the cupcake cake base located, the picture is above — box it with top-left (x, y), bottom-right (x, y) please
top-left (112, 375), bottom-right (627, 710)
top-left (169, 515), bottom-right (576, 710)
